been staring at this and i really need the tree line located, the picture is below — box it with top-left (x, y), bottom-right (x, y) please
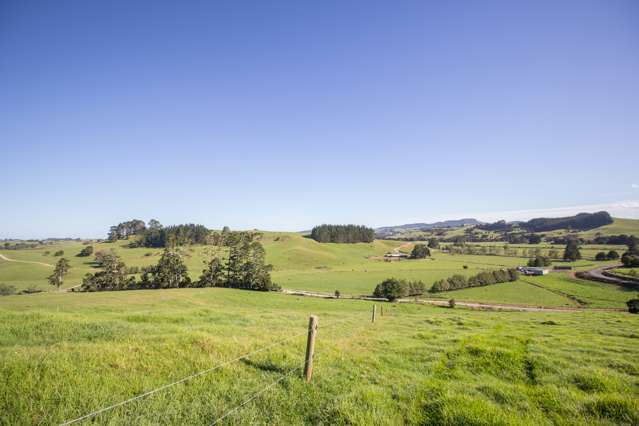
top-left (430, 269), bottom-right (519, 293)
top-left (310, 224), bottom-right (375, 243)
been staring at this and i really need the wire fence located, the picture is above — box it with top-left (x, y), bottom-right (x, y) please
top-left (60, 312), bottom-right (379, 425)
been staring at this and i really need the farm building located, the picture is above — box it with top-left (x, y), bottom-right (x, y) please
top-left (517, 266), bottom-right (549, 276)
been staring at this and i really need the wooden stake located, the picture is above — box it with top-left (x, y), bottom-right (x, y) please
top-left (372, 304), bottom-right (376, 323)
top-left (304, 315), bottom-right (318, 382)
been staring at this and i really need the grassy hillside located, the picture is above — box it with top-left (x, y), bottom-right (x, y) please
top-left (1, 289), bottom-right (638, 425)
top-left (0, 233), bottom-right (632, 309)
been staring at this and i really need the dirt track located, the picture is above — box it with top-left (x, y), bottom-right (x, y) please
top-left (0, 253), bottom-right (53, 267)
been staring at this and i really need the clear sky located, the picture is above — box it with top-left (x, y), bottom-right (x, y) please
top-left (1, 0), bottom-right (638, 239)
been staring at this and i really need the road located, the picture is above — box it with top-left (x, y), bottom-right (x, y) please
top-left (578, 264), bottom-right (638, 286)
top-left (0, 253), bottom-right (53, 267)
top-left (281, 288), bottom-right (623, 312)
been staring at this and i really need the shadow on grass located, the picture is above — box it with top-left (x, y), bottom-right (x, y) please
top-left (241, 358), bottom-right (291, 374)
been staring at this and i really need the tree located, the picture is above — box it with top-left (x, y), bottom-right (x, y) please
top-left (48, 258), bottom-right (70, 290)
top-left (563, 240), bottom-right (582, 262)
top-left (77, 245), bottom-right (94, 257)
top-left (334, 290), bottom-right (341, 299)
top-left (198, 256), bottom-right (226, 288)
top-left (448, 298), bottom-right (456, 308)
top-left (427, 238), bottom-right (439, 249)
top-left (373, 278), bottom-right (408, 301)
top-left (528, 256), bottom-right (551, 267)
top-left (145, 249), bottom-right (191, 288)
top-left (607, 250), bottom-right (620, 260)
top-left (148, 219), bottom-right (162, 230)
top-left (82, 254), bottom-right (134, 291)
top-left (410, 244), bottom-right (430, 259)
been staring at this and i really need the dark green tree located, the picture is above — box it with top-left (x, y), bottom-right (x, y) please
top-left (198, 256), bottom-right (226, 288)
top-left (427, 238), bottom-right (439, 249)
top-left (606, 250), bottom-right (619, 260)
top-left (563, 240), bottom-right (582, 262)
top-left (141, 249), bottom-right (191, 288)
top-left (373, 278), bottom-right (408, 301)
top-left (595, 252), bottom-right (607, 261)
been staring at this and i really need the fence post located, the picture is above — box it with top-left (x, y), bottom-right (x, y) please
top-left (304, 315), bottom-right (318, 382)
top-left (372, 304), bottom-right (376, 323)
top-left (381, 305), bottom-right (384, 317)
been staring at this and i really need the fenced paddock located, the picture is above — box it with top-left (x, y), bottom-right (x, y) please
top-left (1, 287), bottom-right (639, 425)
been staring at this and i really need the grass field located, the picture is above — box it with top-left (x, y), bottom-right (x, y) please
top-left (1, 288), bottom-right (639, 425)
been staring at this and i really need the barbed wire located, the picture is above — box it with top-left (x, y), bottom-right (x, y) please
top-left (59, 314), bottom-right (367, 425)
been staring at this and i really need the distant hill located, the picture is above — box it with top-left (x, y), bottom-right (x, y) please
top-left (375, 218), bottom-right (482, 238)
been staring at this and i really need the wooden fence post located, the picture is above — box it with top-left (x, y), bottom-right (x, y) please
top-left (304, 315), bottom-right (318, 382)
top-left (372, 304), bottom-right (376, 323)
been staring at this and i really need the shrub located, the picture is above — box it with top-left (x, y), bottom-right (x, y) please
top-left (77, 245), bottom-right (94, 257)
top-left (463, 265), bottom-right (468, 269)
top-left (595, 252), bottom-right (607, 261)
top-left (627, 299), bottom-right (639, 314)
top-left (0, 283), bottom-right (17, 296)
top-left (448, 298), bottom-right (456, 308)
top-left (53, 250), bottom-right (64, 256)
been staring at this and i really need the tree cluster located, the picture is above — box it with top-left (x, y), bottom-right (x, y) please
top-left (310, 224), bottom-right (375, 243)
top-left (410, 244), bottom-right (431, 259)
top-left (107, 219), bottom-right (147, 241)
top-left (373, 278), bottom-right (427, 301)
top-left (430, 269), bottom-right (519, 293)
top-left (132, 222), bottom-right (210, 248)
top-left (81, 235), bottom-right (278, 292)
top-left (595, 251), bottom-right (619, 261)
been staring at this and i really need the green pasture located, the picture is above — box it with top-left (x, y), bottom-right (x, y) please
top-left (1, 288), bottom-right (639, 425)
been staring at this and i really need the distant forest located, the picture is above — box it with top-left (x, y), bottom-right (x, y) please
top-left (310, 224), bottom-right (375, 243)
top-left (478, 211), bottom-right (613, 233)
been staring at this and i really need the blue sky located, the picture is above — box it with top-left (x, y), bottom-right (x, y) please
top-left (1, 0), bottom-right (638, 238)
